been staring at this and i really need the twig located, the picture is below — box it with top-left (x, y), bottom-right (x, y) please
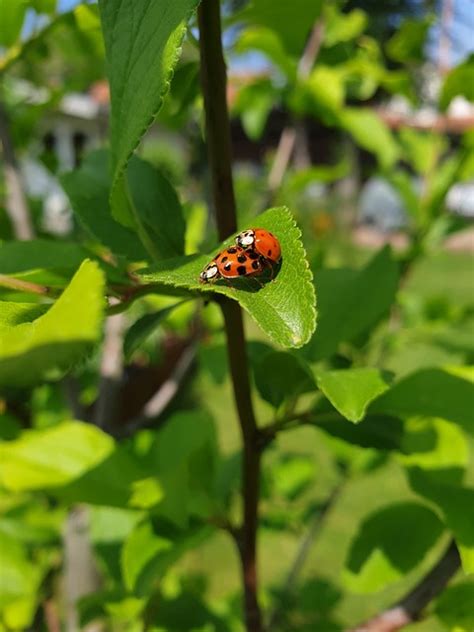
top-left (112, 342), bottom-right (197, 438)
top-left (93, 302), bottom-right (126, 429)
top-left (349, 539), bottom-right (460, 632)
top-left (0, 100), bottom-right (35, 240)
top-left (267, 485), bottom-right (342, 630)
top-left (198, 2), bottom-right (263, 630)
top-left (0, 273), bottom-right (53, 296)
top-left (267, 21), bottom-right (325, 196)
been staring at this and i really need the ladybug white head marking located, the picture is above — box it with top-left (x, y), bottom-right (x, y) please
top-left (200, 263), bottom-right (219, 283)
top-left (237, 229), bottom-right (255, 248)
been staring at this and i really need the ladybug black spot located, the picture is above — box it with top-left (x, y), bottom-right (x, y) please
top-left (221, 256), bottom-right (228, 263)
top-left (268, 249), bottom-right (272, 256)
top-left (224, 262), bottom-right (232, 271)
top-left (248, 251), bottom-right (259, 260)
top-left (251, 261), bottom-right (259, 270)
top-left (237, 265), bottom-right (247, 276)
top-left (237, 254), bottom-right (247, 263)
top-left (227, 247), bottom-right (237, 254)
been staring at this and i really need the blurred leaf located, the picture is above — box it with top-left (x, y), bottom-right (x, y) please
top-left (435, 580), bottom-right (474, 628)
top-left (439, 54), bottom-right (474, 111)
top-left (398, 129), bottom-right (447, 176)
top-left (61, 150), bottom-right (148, 261)
top-left (254, 351), bottom-right (315, 408)
top-left (317, 368), bottom-right (391, 423)
top-left (0, 421), bottom-right (114, 491)
top-left (370, 369), bottom-right (474, 435)
top-left (127, 156), bottom-right (186, 260)
top-left (0, 0), bottom-right (27, 47)
top-left (386, 170), bottom-right (419, 218)
top-left (0, 303), bottom-right (46, 330)
top-left (338, 108), bottom-right (399, 168)
top-left (312, 414), bottom-right (404, 451)
top-left (0, 239), bottom-right (88, 275)
top-left (243, 0), bottom-right (323, 56)
top-left (236, 27), bottom-right (297, 80)
top-left (386, 17), bottom-right (432, 64)
top-left (344, 502), bottom-right (444, 593)
top-left (270, 454), bottom-right (315, 500)
top-left (98, 0), bottom-right (199, 224)
top-left (303, 247), bottom-right (398, 360)
top-left (292, 66), bottom-right (345, 122)
top-left (324, 7), bottom-right (367, 47)
top-left (234, 77), bottom-right (279, 141)
top-left (138, 207), bottom-right (317, 349)
top-left (124, 302), bottom-right (185, 359)
top-left (0, 260), bottom-right (105, 387)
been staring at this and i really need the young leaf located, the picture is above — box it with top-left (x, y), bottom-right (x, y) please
top-left (61, 150), bottom-right (148, 261)
top-left (0, 421), bottom-right (114, 491)
top-left (0, 260), bottom-right (105, 386)
top-left (303, 246), bottom-right (398, 360)
top-left (98, 0), bottom-right (200, 224)
top-left (138, 207), bottom-right (317, 348)
top-left (344, 502), bottom-right (444, 593)
top-left (316, 368), bottom-right (391, 423)
top-left (369, 368), bottom-right (474, 436)
top-left (254, 351), bottom-right (316, 408)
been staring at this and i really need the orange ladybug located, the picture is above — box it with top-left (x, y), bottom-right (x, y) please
top-left (235, 228), bottom-right (281, 264)
top-left (199, 246), bottom-right (264, 283)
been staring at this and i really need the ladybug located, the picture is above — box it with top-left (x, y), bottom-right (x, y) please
top-left (199, 246), bottom-right (264, 284)
top-left (235, 228), bottom-right (281, 264)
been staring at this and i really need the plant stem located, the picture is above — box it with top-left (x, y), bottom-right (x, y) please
top-left (198, 2), bottom-right (263, 630)
top-left (0, 273), bottom-right (52, 296)
top-left (0, 99), bottom-right (35, 240)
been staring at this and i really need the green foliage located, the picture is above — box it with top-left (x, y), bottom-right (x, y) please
top-left (316, 368), bottom-right (391, 423)
top-left (344, 502), bottom-right (444, 592)
top-left (435, 580), bottom-right (474, 628)
top-left (254, 351), bottom-right (315, 408)
top-left (386, 16), bottom-right (432, 63)
top-left (0, 0), bottom-right (28, 47)
top-left (138, 207), bottom-right (317, 348)
top-left (0, 260), bottom-right (105, 386)
top-left (439, 54), bottom-right (474, 111)
top-left (124, 302), bottom-right (186, 359)
top-left (98, 0), bottom-right (200, 224)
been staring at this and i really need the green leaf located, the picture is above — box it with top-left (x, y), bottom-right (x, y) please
top-left (269, 454), bottom-right (315, 500)
top-left (386, 17), bottom-right (432, 64)
top-left (312, 414), bottom-right (403, 451)
top-left (254, 351), bottom-right (315, 408)
top-left (435, 580), bottom-right (474, 628)
top-left (124, 302), bottom-right (185, 359)
top-left (303, 246), bottom-right (398, 360)
top-left (61, 150), bottom-right (148, 261)
top-left (0, 0), bottom-right (27, 47)
top-left (235, 27), bottom-right (297, 80)
top-left (0, 260), bottom-right (105, 387)
top-left (344, 502), bottom-right (444, 593)
top-left (370, 369), bottom-right (474, 435)
top-left (138, 207), bottom-right (317, 348)
top-left (316, 368), bottom-right (391, 423)
top-left (0, 239), bottom-right (88, 275)
top-left (323, 6), bottom-right (367, 47)
top-left (0, 421), bottom-right (114, 491)
top-left (127, 156), bottom-right (186, 259)
top-left (98, 0), bottom-right (199, 224)
top-left (243, 0), bottom-right (323, 56)
top-left (338, 107), bottom-right (399, 168)
top-left (440, 54), bottom-right (474, 111)
top-left (0, 303), bottom-right (46, 330)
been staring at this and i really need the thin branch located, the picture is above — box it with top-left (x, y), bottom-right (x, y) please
top-left (0, 273), bottom-right (53, 296)
top-left (198, 2), bottom-right (263, 630)
top-left (0, 100), bottom-right (35, 240)
top-left (349, 539), bottom-right (460, 632)
top-left (268, 485), bottom-right (342, 630)
top-left (267, 21), bottom-right (325, 196)
top-left (93, 303), bottom-right (126, 429)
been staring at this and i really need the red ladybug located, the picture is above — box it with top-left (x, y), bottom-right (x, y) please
top-left (235, 228), bottom-right (281, 264)
top-left (199, 246), bottom-right (264, 284)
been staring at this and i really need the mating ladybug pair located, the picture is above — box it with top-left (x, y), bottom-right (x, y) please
top-left (199, 228), bottom-right (281, 284)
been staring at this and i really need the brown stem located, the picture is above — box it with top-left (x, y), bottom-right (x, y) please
top-left (198, 2), bottom-right (263, 630)
top-left (267, 20), bottom-right (325, 196)
top-left (0, 99), bottom-right (35, 240)
top-left (0, 273), bottom-right (52, 296)
top-left (349, 539), bottom-right (460, 632)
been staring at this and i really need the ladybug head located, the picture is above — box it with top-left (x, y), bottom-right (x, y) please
top-left (200, 262), bottom-right (219, 283)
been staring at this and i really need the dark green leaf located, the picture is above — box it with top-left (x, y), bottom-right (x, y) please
top-left (0, 239), bottom-right (88, 275)
top-left (386, 17), bottom-right (432, 63)
top-left (312, 414), bottom-right (404, 451)
top-left (440, 54), bottom-right (474, 111)
top-left (124, 302), bottom-right (186, 359)
top-left (344, 502), bottom-right (444, 592)
top-left (138, 207), bottom-right (317, 348)
top-left (254, 351), bottom-right (315, 408)
top-left (435, 580), bottom-right (474, 628)
top-left (61, 150), bottom-right (148, 260)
